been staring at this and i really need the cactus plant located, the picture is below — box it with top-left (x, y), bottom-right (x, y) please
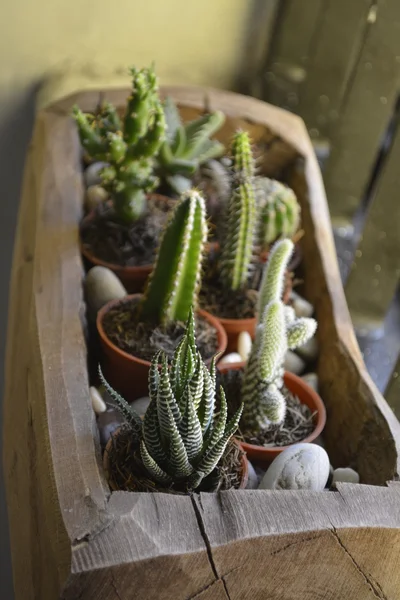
top-left (140, 189), bottom-right (207, 325)
top-left (73, 66), bottom-right (166, 224)
top-left (100, 309), bottom-right (243, 490)
top-left (241, 240), bottom-right (317, 429)
top-left (219, 131), bottom-right (257, 291)
top-left (255, 177), bottom-right (300, 248)
top-left (156, 97), bottom-right (226, 195)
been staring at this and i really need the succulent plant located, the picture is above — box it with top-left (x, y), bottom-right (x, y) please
top-left (241, 240), bottom-right (316, 429)
top-left (73, 66), bottom-right (166, 224)
top-left (219, 131), bottom-right (257, 291)
top-left (156, 97), bottom-right (226, 195)
top-left (100, 310), bottom-right (243, 490)
top-left (140, 189), bottom-right (207, 325)
top-left (255, 177), bottom-right (300, 248)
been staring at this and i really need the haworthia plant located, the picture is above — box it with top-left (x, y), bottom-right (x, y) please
top-left (100, 310), bottom-right (243, 490)
top-left (72, 65), bottom-right (166, 224)
top-left (140, 189), bottom-right (207, 325)
top-left (241, 240), bottom-right (316, 429)
top-left (157, 97), bottom-right (226, 195)
top-left (255, 177), bottom-right (300, 248)
top-left (220, 131), bottom-right (257, 291)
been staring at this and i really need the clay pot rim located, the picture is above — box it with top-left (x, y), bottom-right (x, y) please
top-left (104, 428), bottom-right (248, 492)
top-left (97, 294), bottom-right (228, 369)
top-left (80, 192), bottom-right (173, 275)
top-left (217, 361), bottom-right (326, 456)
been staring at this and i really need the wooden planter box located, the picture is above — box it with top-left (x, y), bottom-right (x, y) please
top-left (4, 86), bottom-right (400, 600)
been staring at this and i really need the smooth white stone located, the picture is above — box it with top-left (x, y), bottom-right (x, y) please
top-left (332, 467), bottom-right (360, 486)
top-left (84, 266), bottom-right (127, 319)
top-left (219, 352), bottom-right (243, 365)
top-left (291, 291), bottom-right (314, 318)
top-left (90, 386), bottom-right (107, 414)
top-left (237, 331), bottom-right (252, 362)
top-left (84, 161), bottom-right (109, 187)
top-left (296, 336), bottom-right (319, 362)
top-left (301, 372), bottom-right (319, 392)
top-left (259, 443), bottom-right (330, 491)
top-left (131, 396), bottom-right (151, 418)
top-left (284, 350), bottom-right (306, 375)
top-left (85, 185), bottom-right (108, 212)
top-left (246, 460), bottom-right (259, 489)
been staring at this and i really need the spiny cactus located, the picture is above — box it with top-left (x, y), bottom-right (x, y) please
top-left (157, 97), bottom-right (225, 194)
top-left (140, 189), bottom-right (207, 325)
top-left (220, 131), bottom-right (257, 291)
top-left (255, 177), bottom-right (300, 248)
top-left (257, 238), bottom-right (294, 318)
top-left (100, 310), bottom-right (243, 490)
top-left (73, 66), bottom-right (166, 224)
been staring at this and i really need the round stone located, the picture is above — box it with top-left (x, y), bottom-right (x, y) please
top-left (84, 266), bottom-right (127, 320)
top-left (84, 161), bottom-right (109, 187)
top-left (85, 185), bottom-right (108, 212)
top-left (90, 386), bottom-right (107, 414)
top-left (237, 331), bottom-right (252, 362)
top-left (332, 467), bottom-right (360, 486)
top-left (219, 352), bottom-right (243, 365)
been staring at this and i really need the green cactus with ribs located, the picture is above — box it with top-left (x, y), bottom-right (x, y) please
top-left (255, 177), bottom-right (300, 248)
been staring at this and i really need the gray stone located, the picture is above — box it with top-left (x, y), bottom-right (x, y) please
top-left (131, 396), bottom-right (151, 418)
top-left (97, 410), bottom-right (124, 448)
top-left (84, 161), bottom-right (109, 187)
top-left (219, 352), bottom-right (243, 365)
top-left (332, 467), bottom-right (360, 486)
top-left (84, 266), bottom-right (127, 320)
top-left (85, 184), bottom-right (108, 212)
top-left (301, 372), bottom-right (319, 392)
top-left (284, 350), bottom-right (306, 375)
top-left (259, 443), bottom-right (330, 491)
top-left (245, 460), bottom-right (259, 489)
top-left (295, 336), bottom-right (319, 362)
top-left (291, 291), bottom-right (314, 318)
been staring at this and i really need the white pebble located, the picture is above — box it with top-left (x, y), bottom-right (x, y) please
top-left (259, 443), bottom-right (330, 491)
top-left (219, 352), bottom-right (243, 365)
top-left (332, 467), bottom-right (360, 486)
top-left (84, 161), bottom-right (109, 187)
top-left (90, 386), bottom-right (107, 414)
top-left (85, 185), bottom-right (109, 212)
top-left (296, 336), bottom-right (319, 362)
top-left (291, 291), bottom-right (314, 318)
top-left (131, 396), bottom-right (150, 418)
top-left (246, 460), bottom-right (259, 489)
top-left (284, 350), bottom-right (306, 375)
top-left (84, 266), bottom-right (127, 320)
top-left (301, 372), bottom-right (319, 392)
top-left (237, 331), bottom-right (252, 362)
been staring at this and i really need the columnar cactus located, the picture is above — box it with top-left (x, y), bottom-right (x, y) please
top-left (73, 66), bottom-right (166, 224)
top-left (255, 177), bottom-right (300, 248)
top-left (220, 131), bottom-right (257, 290)
top-left (241, 240), bottom-right (316, 429)
top-left (157, 97), bottom-right (225, 194)
top-left (100, 310), bottom-right (243, 490)
top-left (140, 189), bottom-right (207, 325)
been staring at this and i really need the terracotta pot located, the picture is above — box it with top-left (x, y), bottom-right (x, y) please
top-left (217, 361), bottom-right (327, 466)
top-left (104, 428), bottom-right (248, 491)
top-left (97, 295), bottom-right (228, 402)
top-left (80, 194), bottom-right (172, 293)
top-left (217, 315), bottom-right (257, 353)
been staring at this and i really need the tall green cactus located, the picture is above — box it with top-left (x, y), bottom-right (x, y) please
top-left (157, 97), bottom-right (226, 195)
top-left (257, 238), bottom-right (294, 317)
top-left (255, 177), bottom-right (300, 248)
top-left (72, 66), bottom-right (166, 224)
top-left (100, 310), bottom-right (243, 490)
top-left (140, 189), bottom-right (207, 325)
top-left (220, 131), bottom-right (257, 291)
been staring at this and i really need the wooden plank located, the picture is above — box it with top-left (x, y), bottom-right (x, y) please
top-left (324, 0), bottom-right (400, 226)
top-left (345, 113), bottom-right (400, 334)
top-left (385, 354), bottom-right (400, 417)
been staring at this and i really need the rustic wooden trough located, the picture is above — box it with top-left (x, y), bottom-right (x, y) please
top-left (3, 86), bottom-right (400, 600)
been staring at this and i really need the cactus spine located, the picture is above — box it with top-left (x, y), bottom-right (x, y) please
top-left (255, 177), bottom-right (300, 248)
top-left (100, 310), bottom-right (243, 490)
top-left (140, 189), bottom-right (207, 325)
top-left (157, 97), bottom-right (226, 194)
top-left (241, 240), bottom-right (317, 429)
top-left (72, 66), bottom-right (166, 224)
top-left (220, 131), bottom-right (257, 291)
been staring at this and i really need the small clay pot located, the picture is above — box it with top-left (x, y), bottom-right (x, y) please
top-left (80, 193), bottom-right (173, 294)
top-left (103, 428), bottom-right (248, 491)
top-left (97, 294), bottom-right (228, 402)
top-left (217, 315), bottom-right (257, 354)
top-left (217, 361), bottom-right (327, 467)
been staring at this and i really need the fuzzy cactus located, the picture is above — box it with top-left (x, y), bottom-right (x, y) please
top-left (140, 189), bottom-right (207, 325)
top-left (257, 238), bottom-right (294, 317)
top-left (100, 310), bottom-right (243, 490)
top-left (255, 177), bottom-right (300, 248)
top-left (220, 131), bottom-right (257, 291)
top-left (157, 97), bottom-right (225, 194)
top-left (72, 66), bottom-right (166, 224)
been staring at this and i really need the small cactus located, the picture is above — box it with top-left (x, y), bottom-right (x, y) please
top-left (255, 177), bottom-right (300, 248)
top-left (157, 97), bottom-right (225, 195)
top-left (140, 189), bottom-right (207, 325)
top-left (220, 131), bottom-right (257, 291)
top-left (73, 66), bottom-right (166, 224)
top-left (100, 310), bottom-right (243, 490)
top-left (241, 240), bottom-right (316, 429)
